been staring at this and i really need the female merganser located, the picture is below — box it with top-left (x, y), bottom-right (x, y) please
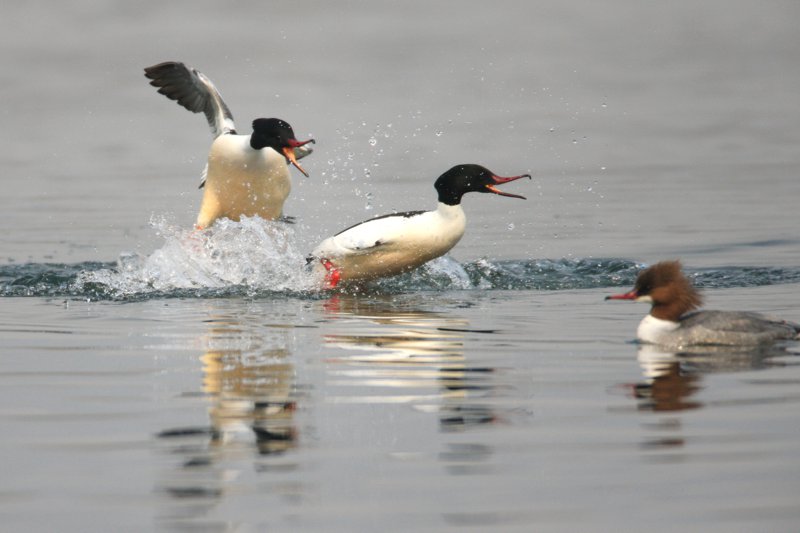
top-left (144, 61), bottom-right (315, 229)
top-left (308, 164), bottom-right (530, 288)
top-left (606, 260), bottom-right (800, 347)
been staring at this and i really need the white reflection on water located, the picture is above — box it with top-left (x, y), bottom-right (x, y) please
top-left (623, 343), bottom-right (800, 454)
top-left (153, 295), bottom-right (508, 527)
top-left (155, 307), bottom-right (303, 524)
top-left (320, 295), bottom-right (499, 431)
top-left (632, 343), bottom-right (796, 412)
top-left (200, 316), bottom-right (298, 455)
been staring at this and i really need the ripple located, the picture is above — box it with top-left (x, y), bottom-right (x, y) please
top-left (3, 220), bottom-right (800, 300)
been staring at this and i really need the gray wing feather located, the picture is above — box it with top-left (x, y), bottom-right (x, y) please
top-left (198, 163), bottom-right (208, 189)
top-left (681, 310), bottom-right (800, 339)
top-left (144, 61), bottom-right (236, 138)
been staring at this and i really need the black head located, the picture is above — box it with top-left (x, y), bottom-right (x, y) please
top-left (433, 164), bottom-right (530, 205)
top-left (250, 118), bottom-right (315, 176)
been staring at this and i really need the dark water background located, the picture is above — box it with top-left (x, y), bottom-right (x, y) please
top-left (2, 2), bottom-right (799, 531)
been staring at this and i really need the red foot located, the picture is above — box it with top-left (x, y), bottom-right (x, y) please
top-left (321, 259), bottom-right (341, 289)
top-left (184, 225), bottom-right (206, 253)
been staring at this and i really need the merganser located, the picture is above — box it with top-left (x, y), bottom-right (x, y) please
top-left (606, 260), bottom-right (800, 347)
top-left (144, 61), bottom-right (315, 229)
top-left (308, 164), bottom-right (530, 288)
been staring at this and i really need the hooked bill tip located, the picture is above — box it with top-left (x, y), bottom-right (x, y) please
top-left (294, 161), bottom-right (310, 177)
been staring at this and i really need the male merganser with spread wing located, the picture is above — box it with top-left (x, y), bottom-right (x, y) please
top-left (144, 61), bottom-right (315, 229)
top-left (606, 260), bottom-right (800, 347)
top-left (308, 164), bottom-right (530, 288)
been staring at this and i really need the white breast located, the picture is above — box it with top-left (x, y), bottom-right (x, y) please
top-left (196, 134), bottom-right (290, 227)
top-left (636, 314), bottom-right (681, 344)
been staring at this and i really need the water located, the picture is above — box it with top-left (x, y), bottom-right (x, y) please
top-left (2, 1), bottom-right (800, 531)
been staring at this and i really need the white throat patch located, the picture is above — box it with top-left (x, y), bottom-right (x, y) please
top-left (637, 314), bottom-right (679, 344)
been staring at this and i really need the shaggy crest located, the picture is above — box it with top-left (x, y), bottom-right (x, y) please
top-left (635, 260), bottom-right (703, 318)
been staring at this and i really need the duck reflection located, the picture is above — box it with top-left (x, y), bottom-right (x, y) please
top-left (321, 295), bottom-right (498, 431)
top-left (633, 343), bottom-right (792, 412)
top-left (200, 318), bottom-right (297, 455)
top-left (630, 343), bottom-right (794, 454)
top-left (156, 306), bottom-right (300, 519)
top-left (633, 346), bottom-right (702, 412)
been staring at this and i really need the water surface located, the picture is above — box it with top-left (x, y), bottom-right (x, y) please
top-left (2, 1), bottom-right (800, 531)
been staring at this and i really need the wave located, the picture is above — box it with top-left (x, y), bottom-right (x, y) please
top-left (3, 218), bottom-right (800, 300)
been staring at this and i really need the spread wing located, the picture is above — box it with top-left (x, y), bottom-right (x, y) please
top-left (144, 61), bottom-right (236, 138)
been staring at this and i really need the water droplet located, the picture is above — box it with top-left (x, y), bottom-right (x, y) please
top-left (507, 223), bottom-right (515, 231)
top-left (368, 137), bottom-right (377, 146)
top-left (435, 130), bottom-right (443, 137)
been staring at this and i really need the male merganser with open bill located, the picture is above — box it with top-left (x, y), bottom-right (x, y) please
top-left (144, 61), bottom-right (314, 229)
top-left (308, 164), bottom-right (529, 288)
top-left (606, 260), bottom-right (800, 347)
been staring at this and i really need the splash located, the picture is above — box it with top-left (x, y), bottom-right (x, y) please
top-left (76, 216), bottom-right (320, 299)
top-left (4, 225), bottom-right (800, 301)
